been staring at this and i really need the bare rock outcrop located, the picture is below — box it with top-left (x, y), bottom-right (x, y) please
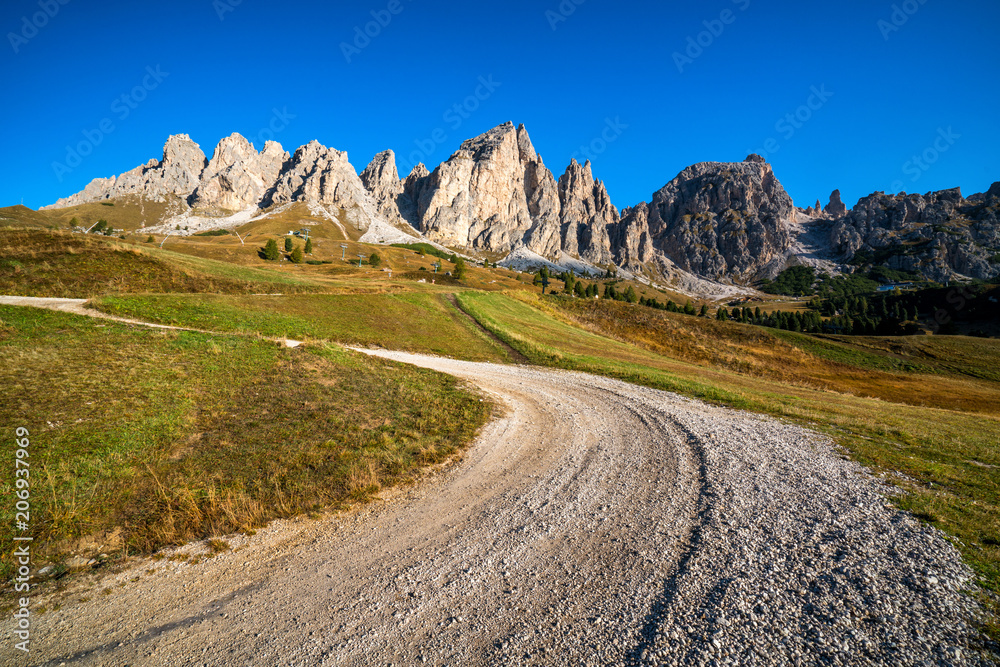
top-left (262, 140), bottom-right (383, 230)
top-left (557, 159), bottom-right (618, 266)
top-left (360, 150), bottom-right (410, 229)
top-left (192, 133), bottom-right (288, 211)
top-left (824, 189), bottom-right (847, 218)
top-left (643, 155), bottom-right (794, 280)
top-left (44, 134), bottom-right (207, 208)
top-left (417, 122), bottom-right (537, 250)
top-left (614, 203), bottom-right (656, 271)
top-left (831, 186), bottom-right (1000, 281)
top-left (397, 122), bottom-right (623, 263)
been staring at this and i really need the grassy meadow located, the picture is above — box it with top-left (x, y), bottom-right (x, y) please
top-left (0, 217), bottom-right (997, 641)
top-left (0, 305), bottom-right (491, 586)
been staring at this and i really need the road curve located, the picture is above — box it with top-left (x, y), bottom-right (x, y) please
top-left (11, 351), bottom-right (986, 666)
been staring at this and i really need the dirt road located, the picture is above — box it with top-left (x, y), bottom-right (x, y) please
top-left (7, 350), bottom-right (987, 666)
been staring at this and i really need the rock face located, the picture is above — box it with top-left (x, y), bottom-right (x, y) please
top-left (558, 159), bottom-right (619, 266)
top-left (361, 123), bottom-right (625, 269)
top-left (192, 134), bottom-right (288, 211)
top-left (360, 150), bottom-right (407, 228)
top-left (614, 203), bottom-right (657, 271)
top-left (410, 122), bottom-right (551, 252)
top-left (262, 140), bottom-right (384, 231)
top-left (45, 133), bottom-right (384, 230)
top-left (359, 128), bottom-right (795, 282)
top-left (45, 134), bottom-right (208, 208)
top-left (824, 189), bottom-right (847, 218)
top-left (44, 122), bottom-right (996, 286)
top-left (642, 155), bottom-right (795, 280)
top-left (831, 185), bottom-right (1000, 281)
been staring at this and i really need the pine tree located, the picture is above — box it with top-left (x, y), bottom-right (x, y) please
top-left (284, 237), bottom-right (293, 252)
top-left (369, 252), bottom-right (382, 268)
top-left (624, 286), bottom-right (639, 303)
top-left (304, 238), bottom-right (313, 254)
top-left (454, 257), bottom-right (466, 280)
top-left (290, 246), bottom-right (303, 264)
top-left (717, 307), bottom-right (729, 321)
top-left (699, 304), bottom-right (709, 317)
top-left (263, 239), bottom-right (280, 261)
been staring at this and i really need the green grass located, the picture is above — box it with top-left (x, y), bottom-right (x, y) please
top-left (768, 330), bottom-right (936, 374)
top-left (0, 228), bottom-right (323, 297)
top-left (0, 305), bottom-right (492, 585)
top-left (456, 291), bottom-right (1000, 641)
top-left (390, 242), bottom-right (455, 262)
top-left (93, 292), bottom-right (511, 362)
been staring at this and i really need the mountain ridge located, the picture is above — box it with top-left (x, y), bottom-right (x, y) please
top-left (38, 122), bottom-right (1000, 286)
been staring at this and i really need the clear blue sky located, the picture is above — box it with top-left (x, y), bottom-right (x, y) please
top-left (2, 0), bottom-right (998, 211)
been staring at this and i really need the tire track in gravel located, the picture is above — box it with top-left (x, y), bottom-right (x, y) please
top-left (8, 350), bottom-right (990, 666)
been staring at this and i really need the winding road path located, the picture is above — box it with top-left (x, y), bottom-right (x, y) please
top-left (0, 298), bottom-right (988, 665)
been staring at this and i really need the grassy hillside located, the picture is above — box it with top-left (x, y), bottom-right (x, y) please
top-left (0, 306), bottom-right (491, 583)
top-left (0, 205), bottom-right (56, 229)
top-left (2, 209), bottom-right (997, 640)
top-left (0, 197), bottom-right (182, 232)
top-left (456, 291), bottom-right (1000, 639)
top-left (0, 228), bottom-right (324, 297)
top-left (93, 292), bottom-right (512, 362)
top-left (548, 297), bottom-right (1000, 414)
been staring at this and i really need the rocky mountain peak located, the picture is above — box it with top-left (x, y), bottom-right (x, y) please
top-left (262, 140), bottom-right (376, 230)
top-left (191, 133), bottom-right (288, 211)
top-left (152, 134), bottom-right (207, 197)
top-left (360, 150), bottom-right (400, 190)
top-left (361, 150), bottom-right (408, 228)
top-left (644, 157), bottom-right (794, 280)
top-left (824, 189), bottom-right (847, 218)
top-left (407, 163), bottom-right (429, 181)
top-left (829, 186), bottom-right (1000, 281)
top-left (516, 123), bottom-right (537, 163)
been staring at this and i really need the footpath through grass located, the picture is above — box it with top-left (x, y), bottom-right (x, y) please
top-left (0, 305), bottom-right (491, 588)
top-left (93, 292), bottom-right (511, 362)
top-left (456, 291), bottom-right (1000, 641)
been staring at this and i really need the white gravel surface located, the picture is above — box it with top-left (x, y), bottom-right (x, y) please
top-left (6, 351), bottom-right (990, 666)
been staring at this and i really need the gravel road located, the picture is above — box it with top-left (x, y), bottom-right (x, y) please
top-left (8, 350), bottom-right (989, 666)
